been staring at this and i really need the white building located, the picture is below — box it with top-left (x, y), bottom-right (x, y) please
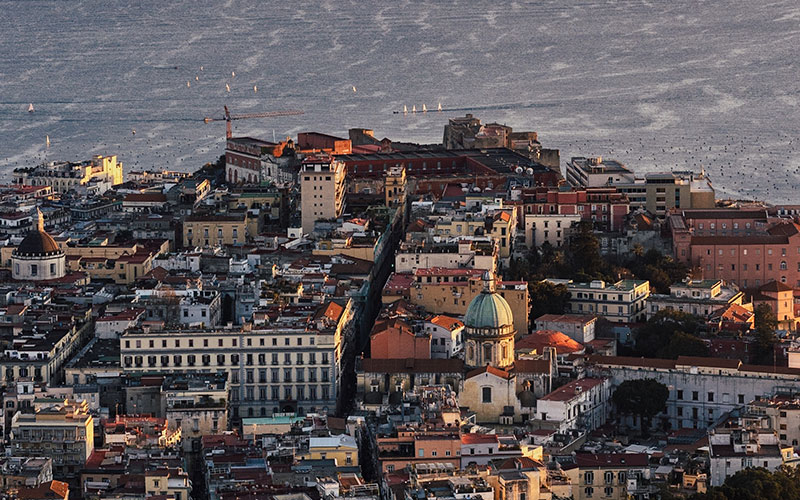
top-left (395, 237), bottom-right (498, 274)
top-left (535, 378), bottom-right (610, 433)
top-left (11, 210), bottom-right (66, 282)
top-left (708, 427), bottom-right (792, 486)
top-left (646, 279), bottom-right (745, 319)
top-left (95, 309), bottom-right (146, 339)
top-left (424, 315), bottom-right (465, 359)
top-left (545, 279), bottom-right (650, 323)
top-left (523, 213), bottom-right (581, 248)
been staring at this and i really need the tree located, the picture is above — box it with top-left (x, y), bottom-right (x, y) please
top-left (567, 221), bottom-right (604, 279)
top-left (612, 379), bottom-right (669, 434)
top-left (658, 330), bottom-right (710, 359)
top-left (528, 281), bottom-right (569, 325)
top-left (692, 466), bottom-right (800, 500)
top-left (752, 303), bottom-right (778, 365)
top-left (633, 309), bottom-right (704, 358)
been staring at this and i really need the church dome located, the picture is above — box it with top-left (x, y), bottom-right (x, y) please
top-left (15, 229), bottom-right (60, 256)
top-left (464, 290), bottom-right (514, 330)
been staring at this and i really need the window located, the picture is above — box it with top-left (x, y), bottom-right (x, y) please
top-left (584, 472), bottom-right (594, 484)
top-left (677, 390), bottom-right (683, 400)
top-left (692, 391), bottom-right (698, 401)
top-left (482, 387), bottom-right (492, 403)
top-left (708, 392), bottom-right (714, 402)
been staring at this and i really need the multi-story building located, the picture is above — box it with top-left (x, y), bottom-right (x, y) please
top-left (565, 453), bottom-right (651, 500)
top-left (183, 213), bottom-right (249, 248)
top-left (517, 186), bottom-right (629, 235)
top-left (13, 155), bottom-right (123, 193)
top-left (670, 210), bottom-right (800, 289)
top-left (10, 401), bottom-right (94, 481)
top-left (646, 279), bottom-right (745, 319)
top-left (566, 157), bottom-right (713, 217)
top-left (534, 378), bottom-right (610, 433)
top-left (545, 279), bottom-right (650, 323)
top-left (144, 468), bottom-right (193, 500)
top-left (566, 157), bottom-right (635, 189)
top-left (407, 268), bottom-right (529, 337)
top-left (163, 373), bottom-right (228, 452)
top-left (424, 315), bottom-right (465, 359)
top-left (300, 155), bottom-right (346, 234)
top-left (588, 355), bottom-right (800, 431)
top-left (395, 237), bottom-right (498, 274)
top-left (708, 424), bottom-right (793, 486)
top-left (225, 137), bottom-right (291, 185)
top-left (431, 209), bottom-right (516, 261)
top-left (384, 165), bottom-right (406, 208)
top-left (523, 213), bottom-right (582, 248)
top-left (378, 426), bottom-right (461, 473)
top-left (120, 300), bottom-right (352, 421)
top-left (746, 398), bottom-right (800, 447)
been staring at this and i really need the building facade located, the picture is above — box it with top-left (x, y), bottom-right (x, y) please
top-left (300, 155), bottom-right (346, 234)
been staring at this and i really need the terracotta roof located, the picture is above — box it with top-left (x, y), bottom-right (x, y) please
top-left (760, 280), bottom-right (793, 292)
top-left (540, 378), bottom-right (605, 402)
top-left (461, 433), bottom-right (499, 445)
top-left (465, 365), bottom-right (513, 380)
top-left (16, 480), bottom-right (70, 500)
top-left (429, 314), bottom-right (464, 331)
top-left (361, 358), bottom-right (463, 374)
top-left (516, 330), bottom-right (584, 354)
top-left (313, 301), bottom-right (344, 323)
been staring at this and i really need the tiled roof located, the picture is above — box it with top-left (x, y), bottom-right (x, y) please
top-left (516, 330), bottom-right (584, 354)
top-left (465, 365), bottom-right (513, 380)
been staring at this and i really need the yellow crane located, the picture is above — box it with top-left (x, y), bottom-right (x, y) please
top-left (204, 105), bottom-right (304, 139)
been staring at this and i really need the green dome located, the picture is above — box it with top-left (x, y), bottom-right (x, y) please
top-left (464, 291), bottom-right (514, 330)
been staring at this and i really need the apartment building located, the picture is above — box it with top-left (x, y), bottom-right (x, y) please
top-left (395, 237), bottom-right (498, 274)
top-left (535, 378), bottom-right (610, 433)
top-left (431, 209), bottom-right (517, 261)
top-left (10, 401), bottom-right (94, 481)
top-left (546, 279), bottom-right (650, 323)
top-left (708, 426), bottom-right (793, 487)
top-left (533, 314), bottom-right (596, 344)
top-left (646, 279), bottom-right (745, 319)
top-left (517, 186), bottom-right (629, 234)
top-left (523, 213), bottom-right (581, 248)
top-left (183, 213), bottom-right (249, 248)
top-left (13, 155), bottom-right (123, 193)
top-left (565, 453), bottom-right (651, 500)
top-left (162, 373), bottom-right (229, 452)
top-left (120, 300), bottom-right (352, 421)
top-left (300, 155), bottom-right (346, 233)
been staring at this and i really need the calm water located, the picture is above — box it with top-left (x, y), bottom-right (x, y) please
top-left (1, 0), bottom-right (799, 202)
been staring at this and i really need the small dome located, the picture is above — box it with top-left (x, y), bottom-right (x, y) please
top-left (464, 290), bottom-right (514, 330)
top-left (14, 230), bottom-right (60, 256)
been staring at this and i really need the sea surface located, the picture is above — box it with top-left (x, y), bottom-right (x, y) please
top-left (1, 0), bottom-right (799, 202)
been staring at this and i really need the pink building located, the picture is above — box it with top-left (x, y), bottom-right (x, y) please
top-left (515, 186), bottom-right (629, 232)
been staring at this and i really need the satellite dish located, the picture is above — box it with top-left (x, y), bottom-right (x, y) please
top-left (515, 166), bottom-right (523, 174)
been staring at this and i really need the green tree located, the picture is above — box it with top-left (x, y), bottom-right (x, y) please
top-left (612, 379), bottom-right (669, 434)
top-left (658, 330), bottom-right (709, 359)
top-left (567, 221), bottom-right (605, 279)
top-left (634, 309), bottom-right (704, 358)
top-left (693, 466), bottom-right (800, 500)
top-left (528, 281), bottom-right (569, 324)
top-left (752, 303), bottom-right (778, 365)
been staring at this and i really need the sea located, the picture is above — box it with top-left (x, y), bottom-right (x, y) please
top-left (1, 0), bottom-right (799, 202)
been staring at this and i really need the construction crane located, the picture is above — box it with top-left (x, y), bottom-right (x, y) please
top-left (203, 105), bottom-right (304, 139)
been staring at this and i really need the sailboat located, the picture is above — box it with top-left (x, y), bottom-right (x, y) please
top-left (46, 135), bottom-right (50, 148)
top-left (187, 81), bottom-right (191, 88)
top-left (403, 105), bottom-right (408, 115)
top-left (438, 102), bottom-right (442, 112)
top-left (412, 105), bottom-right (417, 113)
top-left (28, 103), bottom-right (34, 113)
top-left (225, 83), bottom-right (230, 93)
top-left (254, 85), bottom-right (258, 93)
top-left (422, 104), bottom-right (427, 113)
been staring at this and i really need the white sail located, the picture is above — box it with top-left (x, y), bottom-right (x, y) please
top-left (422, 104), bottom-right (427, 113)
top-left (187, 81), bottom-right (191, 88)
top-left (225, 83), bottom-right (230, 93)
top-left (438, 102), bottom-right (442, 111)
top-left (28, 103), bottom-right (34, 113)
top-left (352, 86), bottom-right (357, 93)
top-left (46, 135), bottom-right (50, 148)
top-left (412, 105), bottom-right (417, 113)
top-left (231, 71), bottom-right (235, 77)
top-left (403, 105), bottom-right (408, 114)
top-left (254, 85), bottom-right (258, 92)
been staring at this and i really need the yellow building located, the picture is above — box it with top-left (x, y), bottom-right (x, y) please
top-left (409, 269), bottom-right (529, 337)
top-left (565, 453), bottom-right (650, 500)
top-left (13, 155), bottom-right (123, 192)
top-left (144, 468), bottom-right (192, 500)
top-left (384, 165), bottom-right (406, 208)
top-left (300, 155), bottom-right (346, 234)
top-left (303, 434), bottom-right (359, 467)
top-left (183, 213), bottom-right (249, 248)
top-left (433, 209), bottom-right (516, 260)
top-left (10, 401), bottom-right (94, 480)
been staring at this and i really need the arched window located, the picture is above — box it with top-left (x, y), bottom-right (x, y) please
top-left (483, 344), bottom-right (492, 362)
top-left (780, 261), bottom-right (788, 270)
